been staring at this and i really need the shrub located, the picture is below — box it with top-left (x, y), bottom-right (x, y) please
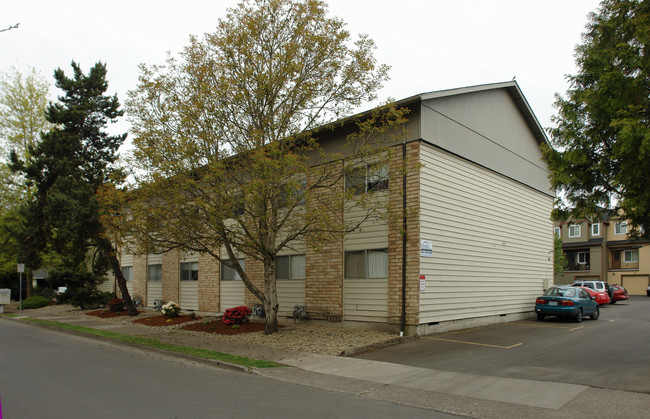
top-left (107, 298), bottom-right (125, 312)
top-left (21, 295), bottom-right (51, 309)
top-left (222, 306), bottom-right (251, 325)
top-left (161, 301), bottom-right (181, 318)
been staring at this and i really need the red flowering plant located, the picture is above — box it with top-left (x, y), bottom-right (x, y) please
top-left (222, 306), bottom-right (252, 325)
top-left (107, 298), bottom-right (125, 312)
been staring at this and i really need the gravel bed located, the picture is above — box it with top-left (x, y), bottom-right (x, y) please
top-left (17, 304), bottom-right (401, 358)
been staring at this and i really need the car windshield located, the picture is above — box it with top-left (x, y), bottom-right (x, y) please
top-left (544, 287), bottom-right (576, 297)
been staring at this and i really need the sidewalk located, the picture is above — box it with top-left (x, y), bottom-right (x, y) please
top-left (3, 305), bottom-right (648, 418)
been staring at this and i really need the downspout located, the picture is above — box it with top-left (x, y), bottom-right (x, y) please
top-left (400, 141), bottom-right (407, 336)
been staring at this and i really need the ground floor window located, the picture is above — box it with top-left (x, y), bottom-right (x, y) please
top-left (147, 264), bottom-right (162, 281)
top-left (276, 254), bottom-right (305, 280)
top-left (344, 249), bottom-right (388, 278)
top-left (565, 249), bottom-right (590, 271)
top-left (180, 261), bottom-right (199, 281)
top-left (221, 258), bottom-right (245, 281)
top-left (121, 266), bottom-right (133, 281)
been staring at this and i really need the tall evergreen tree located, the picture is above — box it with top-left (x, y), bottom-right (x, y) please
top-left (543, 0), bottom-right (650, 234)
top-left (10, 62), bottom-right (136, 313)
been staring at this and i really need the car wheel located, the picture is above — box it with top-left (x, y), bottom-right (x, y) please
top-left (610, 299), bottom-right (616, 304)
top-left (536, 313), bottom-right (545, 321)
top-left (590, 306), bottom-right (600, 320)
top-left (574, 309), bottom-right (583, 323)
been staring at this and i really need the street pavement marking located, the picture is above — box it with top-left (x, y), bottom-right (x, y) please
top-left (422, 336), bottom-right (523, 349)
top-left (508, 321), bottom-right (578, 330)
top-left (569, 326), bottom-right (584, 332)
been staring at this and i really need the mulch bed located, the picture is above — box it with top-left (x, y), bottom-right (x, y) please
top-left (132, 314), bottom-right (200, 327)
top-left (181, 320), bottom-right (267, 335)
top-left (86, 309), bottom-right (139, 319)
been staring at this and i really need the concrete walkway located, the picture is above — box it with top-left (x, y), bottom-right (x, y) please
top-left (4, 308), bottom-right (649, 418)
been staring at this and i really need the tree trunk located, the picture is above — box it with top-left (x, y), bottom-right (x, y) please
top-left (263, 269), bottom-right (279, 335)
top-left (106, 250), bottom-right (138, 316)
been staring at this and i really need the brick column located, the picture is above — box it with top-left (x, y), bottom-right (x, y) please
top-left (162, 248), bottom-right (180, 303)
top-left (244, 257), bottom-right (264, 307)
top-left (388, 141), bottom-right (421, 332)
top-left (198, 252), bottom-right (220, 312)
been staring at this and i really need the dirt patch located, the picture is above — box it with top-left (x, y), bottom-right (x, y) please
top-left (182, 320), bottom-right (268, 335)
top-left (86, 310), bottom-right (139, 319)
top-left (133, 314), bottom-right (200, 327)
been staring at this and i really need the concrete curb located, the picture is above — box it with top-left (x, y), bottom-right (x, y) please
top-left (340, 334), bottom-right (418, 356)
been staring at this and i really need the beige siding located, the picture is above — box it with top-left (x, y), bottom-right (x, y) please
top-left (420, 89), bottom-right (550, 194)
top-left (146, 282), bottom-right (162, 307)
top-left (121, 254), bottom-right (134, 266)
top-left (97, 278), bottom-right (114, 293)
top-left (343, 278), bottom-right (388, 322)
top-left (220, 281), bottom-right (244, 311)
top-left (344, 196), bottom-right (389, 251)
top-left (179, 281), bottom-right (199, 310)
top-left (277, 279), bottom-right (306, 316)
top-left (148, 254), bottom-right (163, 265)
top-left (418, 146), bottom-right (553, 323)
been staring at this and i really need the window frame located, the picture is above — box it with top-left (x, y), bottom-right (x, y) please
top-left (275, 254), bottom-right (306, 280)
top-left (345, 163), bottom-right (389, 195)
top-left (121, 266), bottom-right (133, 282)
top-left (591, 223), bottom-right (600, 236)
top-left (344, 248), bottom-right (389, 279)
top-left (554, 227), bottom-right (561, 238)
top-left (147, 264), bottom-right (162, 282)
top-left (221, 258), bottom-right (245, 281)
top-left (180, 261), bottom-right (199, 281)
top-left (624, 249), bottom-right (639, 263)
top-left (568, 224), bottom-right (581, 238)
top-left (615, 221), bottom-right (628, 235)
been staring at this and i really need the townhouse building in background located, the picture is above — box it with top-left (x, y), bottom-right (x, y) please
top-left (554, 215), bottom-right (650, 294)
top-left (101, 81), bottom-right (554, 335)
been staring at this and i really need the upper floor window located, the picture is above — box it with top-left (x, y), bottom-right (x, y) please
top-left (554, 227), bottom-right (561, 238)
top-left (221, 258), bottom-right (245, 281)
top-left (591, 223), bottom-right (600, 236)
top-left (568, 224), bottom-right (581, 238)
top-left (180, 262), bottom-right (198, 281)
top-left (346, 163), bottom-right (389, 195)
top-left (344, 249), bottom-right (388, 278)
top-left (147, 264), bottom-right (162, 282)
top-left (121, 266), bottom-right (133, 282)
top-left (615, 222), bottom-right (628, 235)
top-left (276, 254), bottom-right (305, 280)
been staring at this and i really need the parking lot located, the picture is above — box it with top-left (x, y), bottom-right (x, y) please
top-left (354, 295), bottom-right (650, 394)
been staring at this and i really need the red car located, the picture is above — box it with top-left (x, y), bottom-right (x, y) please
top-left (609, 284), bottom-right (629, 304)
top-left (578, 286), bottom-right (610, 305)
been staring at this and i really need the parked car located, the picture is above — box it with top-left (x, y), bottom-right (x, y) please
top-left (572, 280), bottom-right (612, 299)
top-left (535, 286), bottom-right (600, 322)
top-left (577, 286), bottom-right (610, 305)
top-left (609, 284), bottom-right (629, 304)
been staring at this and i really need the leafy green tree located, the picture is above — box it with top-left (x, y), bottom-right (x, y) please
top-left (0, 66), bottom-right (53, 297)
top-left (553, 235), bottom-right (568, 278)
top-left (123, 0), bottom-right (407, 334)
top-left (543, 0), bottom-right (650, 235)
top-left (10, 62), bottom-right (136, 313)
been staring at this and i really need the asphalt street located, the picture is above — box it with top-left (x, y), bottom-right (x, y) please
top-left (0, 319), bottom-right (457, 419)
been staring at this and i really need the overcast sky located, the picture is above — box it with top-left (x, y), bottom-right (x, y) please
top-left (3, 0), bottom-right (602, 147)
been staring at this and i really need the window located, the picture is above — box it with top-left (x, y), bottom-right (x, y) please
top-left (345, 163), bottom-right (388, 195)
top-left (147, 264), bottom-right (162, 282)
top-left (554, 227), bottom-right (561, 238)
top-left (565, 249), bottom-right (590, 271)
top-left (568, 224), bottom-right (581, 238)
top-left (279, 178), bottom-right (306, 208)
top-left (276, 254), bottom-right (306, 280)
top-left (591, 223), bottom-right (600, 236)
top-left (624, 249), bottom-right (639, 263)
top-left (180, 261), bottom-right (198, 281)
top-left (221, 258), bottom-right (245, 281)
top-left (615, 222), bottom-right (628, 235)
top-left (344, 249), bottom-right (388, 278)
top-left (121, 266), bottom-right (133, 282)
